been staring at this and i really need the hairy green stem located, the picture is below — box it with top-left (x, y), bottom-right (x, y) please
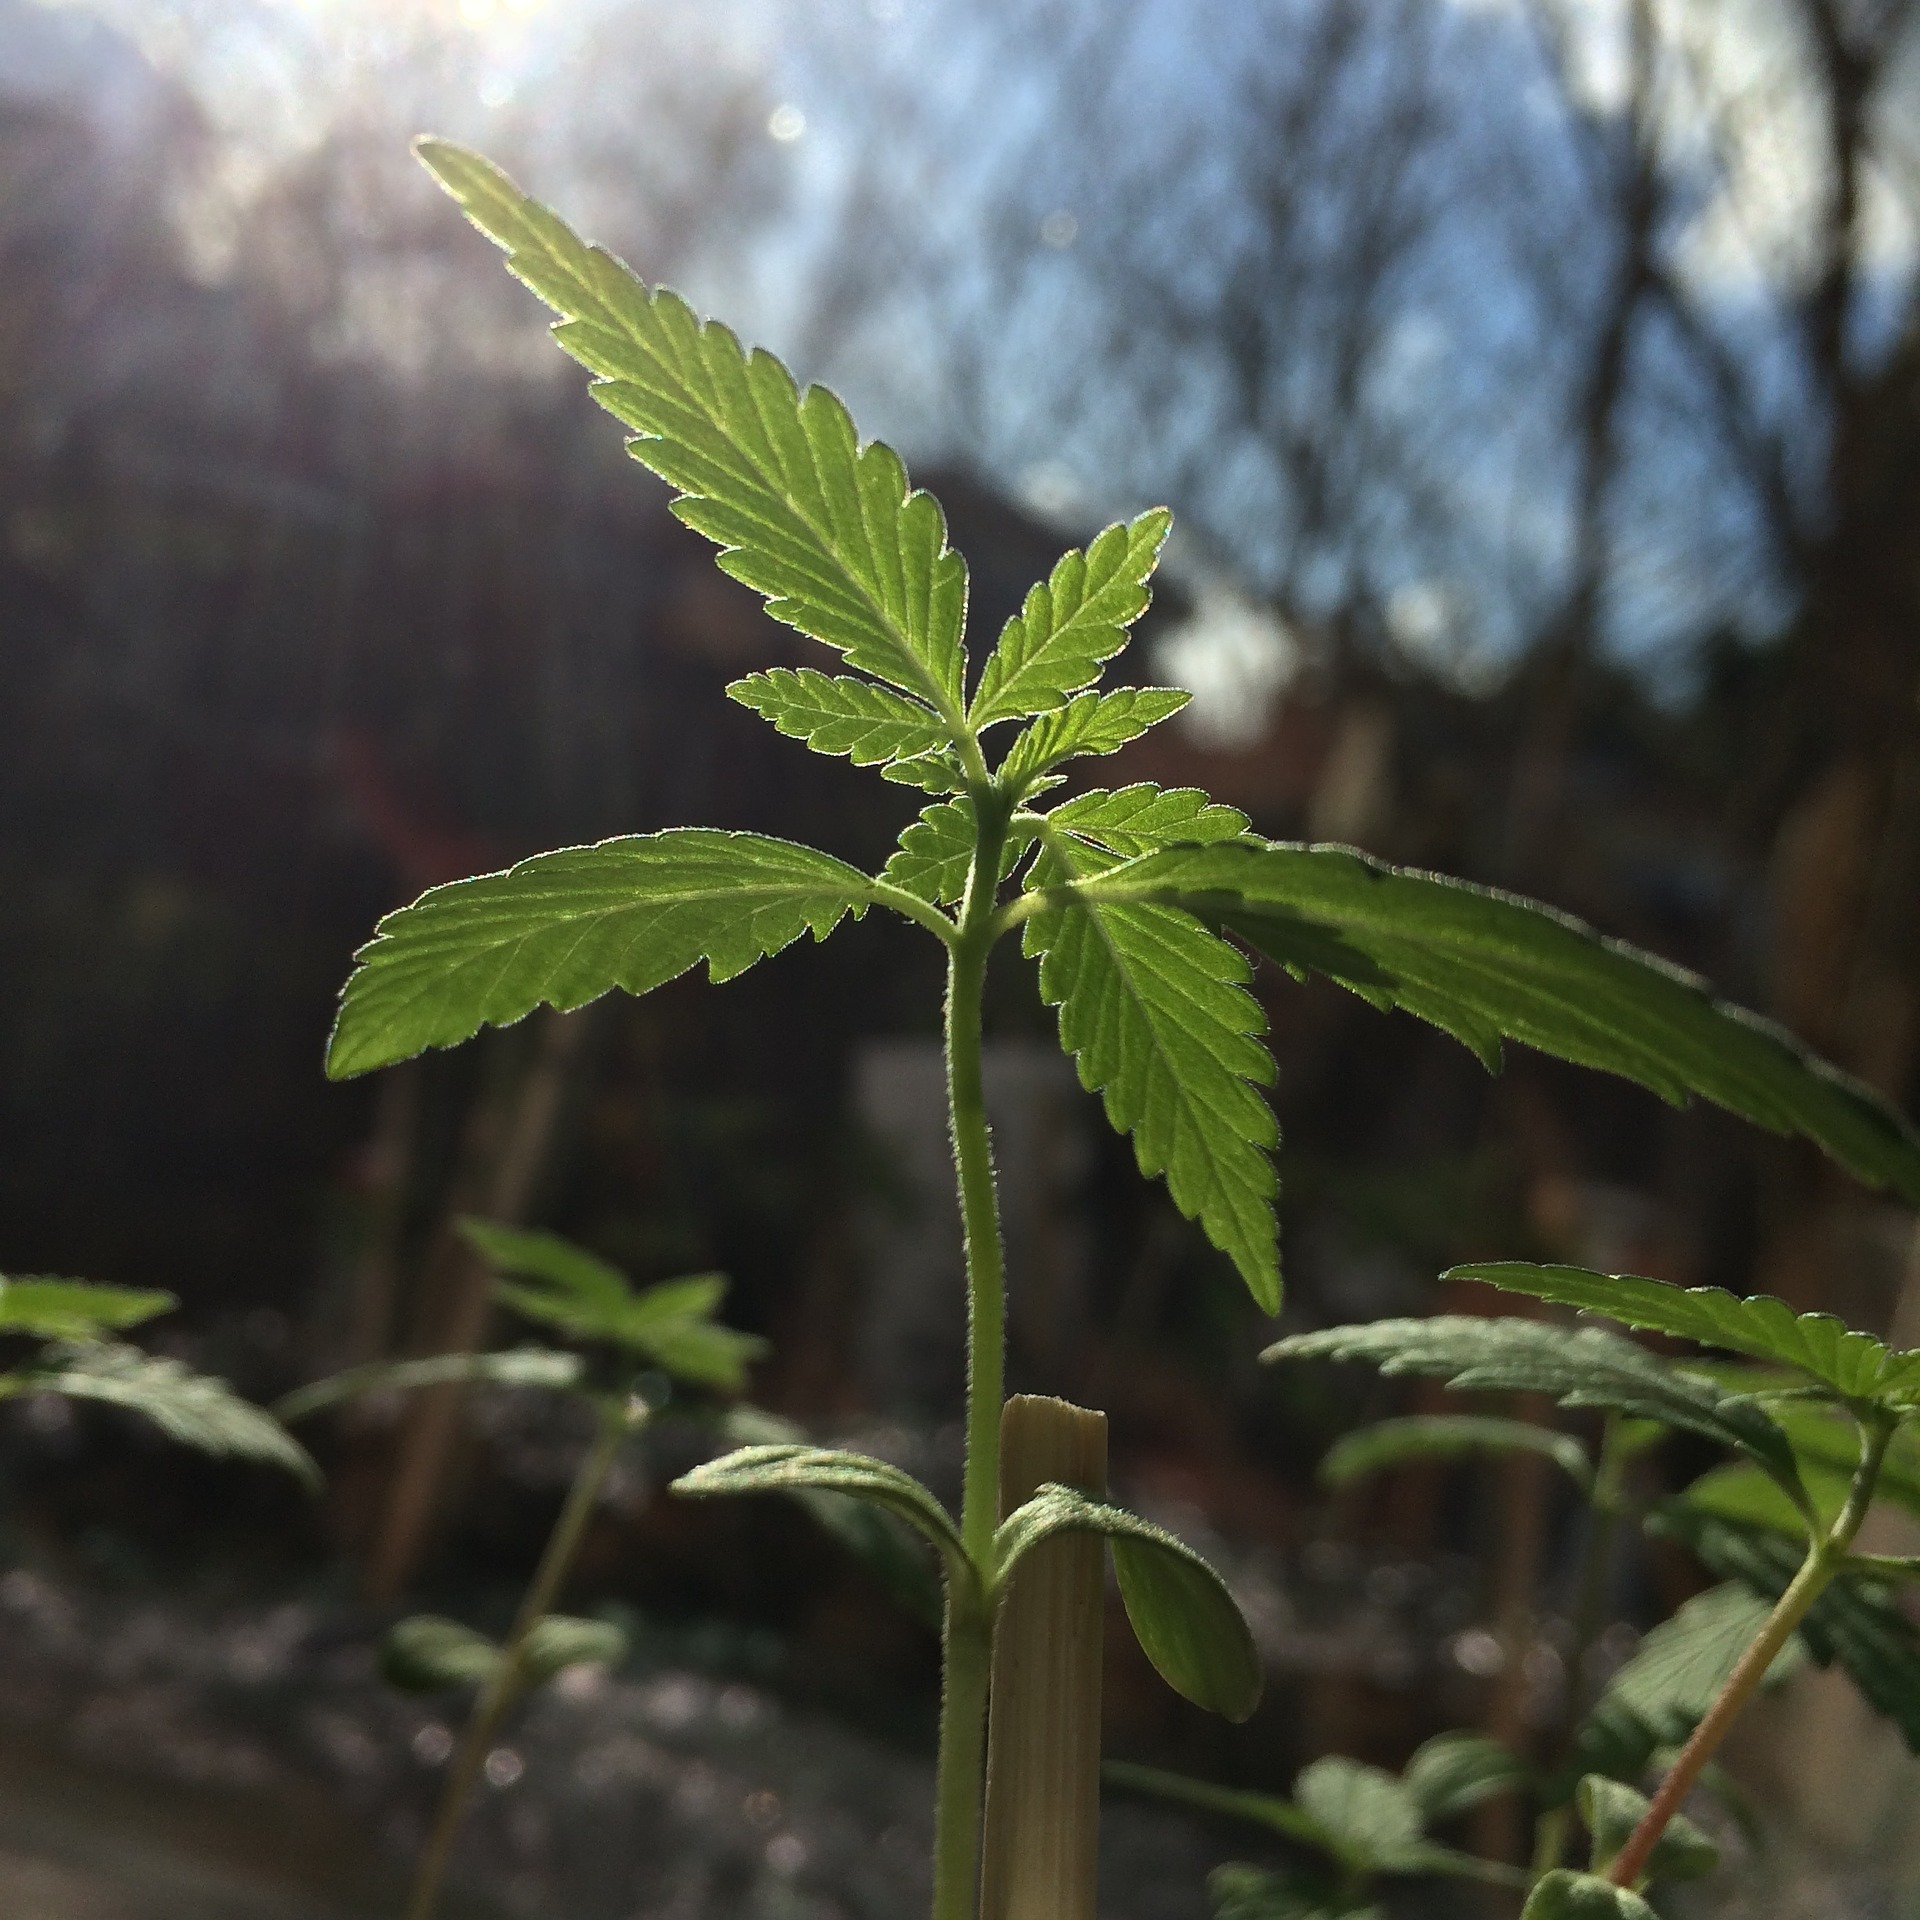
top-left (1605, 1412), bottom-right (1893, 1890)
top-left (405, 1397), bottom-right (633, 1920)
top-left (929, 794), bottom-right (1015, 1920)
top-left (949, 933), bottom-right (1008, 1566)
top-left (933, 1578), bottom-right (994, 1920)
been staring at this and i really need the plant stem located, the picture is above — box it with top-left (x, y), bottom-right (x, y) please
top-left (933, 1576), bottom-right (994, 1920)
top-left (929, 795), bottom-right (1015, 1920)
top-left (948, 929), bottom-right (1008, 1568)
top-left (404, 1396), bottom-right (634, 1920)
top-left (1605, 1412), bottom-right (1893, 1889)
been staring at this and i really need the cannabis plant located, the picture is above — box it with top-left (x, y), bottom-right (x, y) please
top-left (279, 1220), bottom-right (765, 1920)
top-left (0, 1271), bottom-right (313, 1483)
top-left (1124, 1271), bottom-right (1920, 1914)
top-left (1265, 1261), bottom-right (1920, 1911)
top-left (321, 139), bottom-right (1920, 1920)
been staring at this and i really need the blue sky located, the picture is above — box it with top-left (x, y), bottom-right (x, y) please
top-left (9, 0), bottom-right (1914, 704)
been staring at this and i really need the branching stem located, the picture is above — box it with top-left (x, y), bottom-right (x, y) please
top-left (405, 1395), bottom-right (635, 1920)
top-left (1605, 1410), bottom-right (1893, 1889)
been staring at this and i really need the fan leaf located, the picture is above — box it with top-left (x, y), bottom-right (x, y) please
top-left (970, 510), bottom-right (1171, 728)
top-left (1402, 1732), bottom-right (1529, 1823)
top-left (275, 1347), bottom-right (583, 1423)
top-left (1607, 1580), bottom-right (1800, 1733)
top-left (1292, 1757), bottom-right (1421, 1864)
top-left (459, 1221), bottom-right (763, 1389)
top-left (1264, 1317), bottom-right (1803, 1495)
top-left (727, 668), bottom-right (951, 767)
top-left (1320, 1415), bottom-right (1593, 1494)
top-left (1449, 1262), bottom-right (1920, 1406)
top-left (1056, 839), bottom-right (1920, 1205)
top-left (1024, 814), bottom-right (1279, 1310)
top-left (328, 830), bottom-right (876, 1078)
top-left (1044, 784), bottom-right (1249, 858)
top-left (1578, 1775), bottom-right (1718, 1884)
top-left (1654, 1506), bottom-right (1920, 1753)
top-left (0, 1276), bottom-right (176, 1339)
top-left (883, 799), bottom-right (1033, 907)
top-left (1001, 688), bottom-right (1191, 790)
top-left (418, 141), bottom-right (967, 714)
top-left (13, 1343), bottom-right (317, 1486)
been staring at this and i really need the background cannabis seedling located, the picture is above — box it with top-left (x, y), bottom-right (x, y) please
top-left (319, 138), bottom-right (1920, 1920)
top-left (0, 1271), bottom-right (313, 1485)
top-left (281, 1220), bottom-right (765, 1920)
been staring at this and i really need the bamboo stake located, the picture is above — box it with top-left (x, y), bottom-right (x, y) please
top-left (979, 1394), bottom-right (1109, 1920)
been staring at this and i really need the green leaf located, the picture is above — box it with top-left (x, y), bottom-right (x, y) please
top-left (1000, 688), bottom-right (1191, 790)
top-left (1771, 1403), bottom-right (1920, 1516)
top-left (1060, 839), bottom-right (1920, 1206)
top-left (10, 1343), bottom-right (318, 1487)
top-left (882, 799), bottom-right (1033, 907)
top-left (1520, 1870), bottom-right (1657, 1920)
top-left (1672, 1460), bottom-right (1845, 1540)
top-left (993, 1483), bottom-right (1262, 1720)
top-left (970, 511), bottom-right (1172, 727)
top-left (381, 1615), bottom-right (502, 1693)
top-left (1578, 1775), bottom-right (1718, 1884)
top-left (1548, 1581), bottom-right (1802, 1805)
top-left (1654, 1506), bottom-right (1920, 1752)
top-left (720, 1409), bottom-right (943, 1629)
top-left (1208, 1863), bottom-right (1377, 1920)
top-left (1045, 784), bottom-right (1249, 859)
top-left (1448, 1262), bottom-right (1920, 1406)
top-left (726, 669), bottom-right (951, 767)
top-left (418, 141), bottom-right (967, 713)
top-left (1401, 1731), bottom-right (1529, 1823)
top-left (521, 1614), bottom-right (627, 1684)
top-left (1603, 1581), bottom-right (1800, 1739)
top-left (1104, 1759), bottom-right (1521, 1886)
top-left (1286, 1758), bottom-right (1524, 1885)
top-left (462, 1219), bottom-right (632, 1312)
top-left (671, 1443), bottom-right (967, 1575)
top-left (275, 1347), bottom-right (583, 1423)
top-left (327, 830), bottom-right (875, 1078)
top-left (461, 1220), bottom-right (765, 1389)
top-left (1023, 820), bottom-right (1279, 1311)
top-left (1320, 1417), bottom-right (1592, 1495)
top-left (1293, 1757), bottom-right (1421, 1864)
top-left (880, 749), bottom-right (971, 793)
top-left (1264, 1318), bottom-right (1804, 1496)
top-left (0, 1275), bottom-right (176, 1339)
top-left (621, 1314), bottom-right (766, 1392)
top-left (1103, 1761), bottom-right (1330, 1847)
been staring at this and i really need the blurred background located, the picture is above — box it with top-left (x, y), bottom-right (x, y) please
top-left (3, 0), bottom-right (1919, 1913)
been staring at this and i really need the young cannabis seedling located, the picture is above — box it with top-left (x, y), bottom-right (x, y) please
top-left (279, 1220), bottom-right (764, 1920)
top-left (1269, 1259), bottom-right (1920, 1910)
top-left (320, 139), bottom-right (1920, 1920)
top-left (1111, 1734), bottom-right (1532, 1916)
top-left (0, 1271), bottom-right (314, 1484)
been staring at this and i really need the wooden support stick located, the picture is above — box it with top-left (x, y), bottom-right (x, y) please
top-left (979, 1393), bottom-right (1109, 1920)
